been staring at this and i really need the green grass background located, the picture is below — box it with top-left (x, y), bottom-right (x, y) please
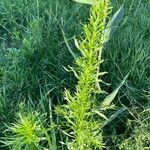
top-left (0, 0), bottom-right (150, 149)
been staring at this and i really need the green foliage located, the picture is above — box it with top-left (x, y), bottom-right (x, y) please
top-left (119, 108), bottom-right (150, 150)
top-left (56, 1), bottom-right (112, 149)
top-left (104, 0), bottom-right (150, 106)
top-left (103, 4), bottom-right (124, 43)
top-left (0, 0), bottom-right (150, 150)
top-left (2, 111), bottom-right (45, 150)
top-left (101, 73), bottom-right (129, 109)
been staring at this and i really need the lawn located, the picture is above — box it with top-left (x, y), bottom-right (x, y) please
top-left (0, 0), bottom-right (150, 149)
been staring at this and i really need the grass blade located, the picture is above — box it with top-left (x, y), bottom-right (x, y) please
top-left (103, 4), bottom-right (124, 43)
top-left (103, 107), bottom-right (127, 127)
top-left (101, 72), bottom-right (129, 109)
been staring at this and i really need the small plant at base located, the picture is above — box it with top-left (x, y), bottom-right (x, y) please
top-left (1, 111), bottom-right (45, 150)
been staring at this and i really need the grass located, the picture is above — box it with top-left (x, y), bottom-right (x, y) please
top-left (104, 0), bottom-right (150, 106)
top-left (0, 0), bottom-right (150, 149)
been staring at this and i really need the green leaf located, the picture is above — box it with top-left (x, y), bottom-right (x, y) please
top-left (103, 107), bottom-right (127, 127)
top-left (61, 28), bottom-right (78, 60)
top-left (63, 66), bottom-right (79, 79)
top-left (94, 110), bottom-right (108, 120)
top-left (101, 72), bottom-right (129, 108)
top-left (103, 5), bottom-right (124, 43)
top-left (73, 0), bottom-right (95, 5)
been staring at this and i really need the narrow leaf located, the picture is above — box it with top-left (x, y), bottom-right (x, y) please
top-left (103, 107), bottom-right (127, 127)
top-left (101, 72), bottom-right (129, 108)
top-left (103, 5), bottom-right (124, 43)
top-left (73, 0), bottom-right (95, 5)
top-left (94, 110), bottom-right (108, 120)
top-left (74, 38), bottom-right (80, 50)
top-left (61, 29), bottom-right (78, 60)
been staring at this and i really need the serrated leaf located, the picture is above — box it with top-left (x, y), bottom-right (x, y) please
top-left (103, 5), bottom-right (124, 43)
top-left (103, 107), bottom-right (127, 127)
top-left (101, 72), bottom-right (129, 108)
top-left (73, 0), bottom-right (95, 5)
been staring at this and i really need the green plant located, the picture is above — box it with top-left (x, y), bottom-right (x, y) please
top-left (0, 0), bottom-right (149, 150)
top-left (119, 108), bottom-right (150, 150)
top-left (56, 0), bottom-right (127, 149)
top-left (1, 110), bottom-right (45, 150)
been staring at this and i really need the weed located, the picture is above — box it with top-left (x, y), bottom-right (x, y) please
top-left (56, 1), bottom-right (112, 149)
